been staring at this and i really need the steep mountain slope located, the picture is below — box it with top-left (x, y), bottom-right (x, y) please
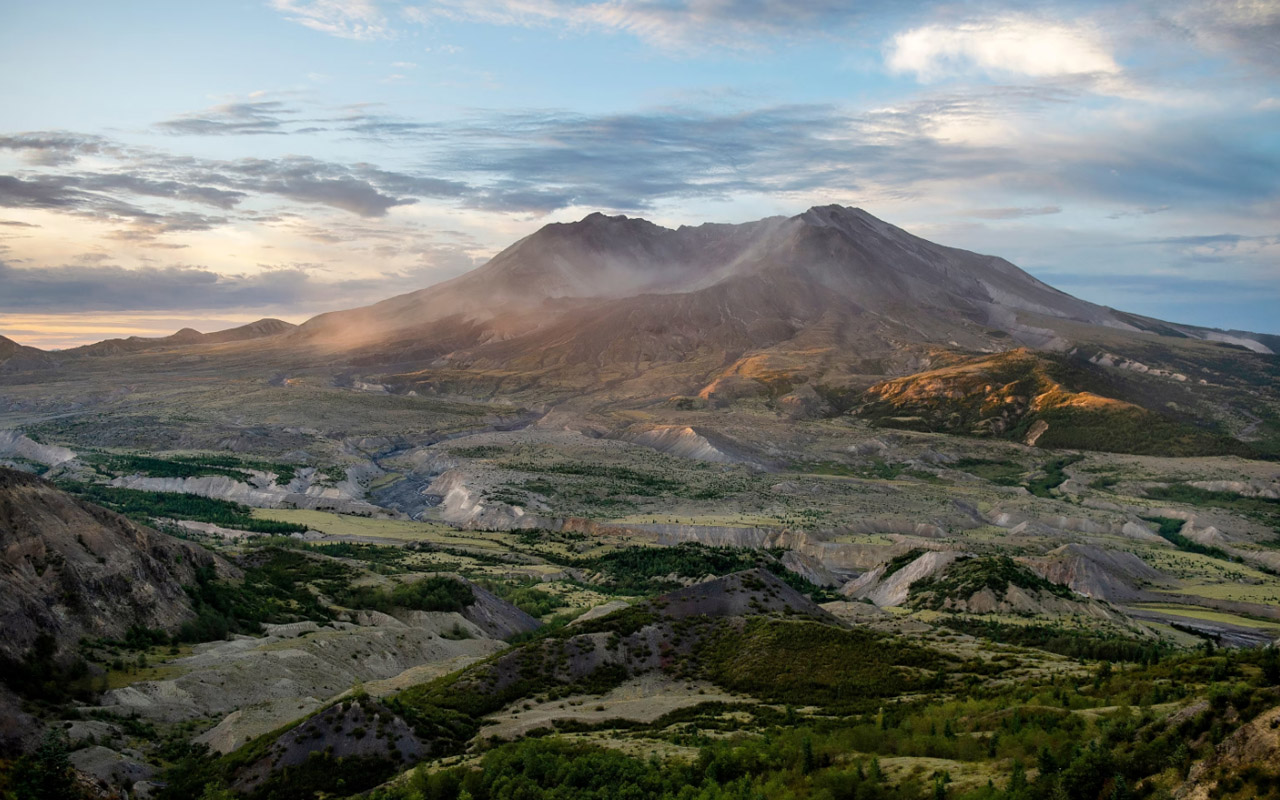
top-left (0, 467), bottom-right (231, 658)
top-left (858, 348), bottom-right (1270, 455)
top-left (299, 206), bottom-right (1150, 380)
top-left (1027, 543), bottom-right (1170, 602)
top-left (288, 207), bottom-right (1273, 433)
top-left (300, 206), bottom-right (1132, 349)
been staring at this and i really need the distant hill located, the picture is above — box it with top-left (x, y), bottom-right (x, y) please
top-left (0, 335), bottom-right (56, 373)
top-left (60, 317), bottom-right (296, 358)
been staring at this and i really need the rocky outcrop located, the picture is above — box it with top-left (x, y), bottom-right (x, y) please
top-left (920, 581), bottom-right (1122, 621)
top-left (0, 430), bottom-right (75, 467)
top-left (229, 696), bottom-right (433, 794)
top-left (454, 578), bottom-right (542, 639)
top-left (1176, 703), bottom-right (1280, 800)
top-left (69, 745), bottom-right (156, 788)
top-left (0, 468), bottom-right (232, 658)
top-left (99, 612), bottom-right (504, 726)
top-left (1025, 543), bottom-right (1167, 602)
top-left (623, 425), bottom-right (745, 464)
top-left (426, 469), bottom-right (546, 529)
top-left (108, 470), bottom-right (384, 516)
top-left (779, 550), bottom-right (842, 587)
top-left (1189, 479), bottom-right (1280, 500)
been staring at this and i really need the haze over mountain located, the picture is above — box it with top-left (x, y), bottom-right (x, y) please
top-left (272, 206), bottom-right (1274, 416)
top-left (301, 205), bottom-right (1126, 346)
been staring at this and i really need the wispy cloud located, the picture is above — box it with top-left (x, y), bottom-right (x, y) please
top-left (399, 0), bottom-right (913, 49)
top-left (964, 205), bottom-right (1062, 219)
top-left (157, 100), bottom-right (310, 136)
top-left (8, 75), bottom-right (1279, 236)
top-left (269, 0), bottom-right (391, 40)
top-left (0, 132), bottom-right (477, 244)
top-left (0, 132), bottom-right (122, 167)
top-left (1165, 0), bottom-right (1280, 75)
top-left (0, 259), bottom-right (397, 312)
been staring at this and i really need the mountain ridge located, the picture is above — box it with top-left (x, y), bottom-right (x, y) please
top-left (293, 205), bottom-right (1153, 354)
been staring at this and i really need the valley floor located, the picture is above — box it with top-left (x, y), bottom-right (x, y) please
top-left (2, 395), bottom-right (1279, 799)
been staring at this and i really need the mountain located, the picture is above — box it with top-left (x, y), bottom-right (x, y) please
top-left (61, 317), bottom-right (296, 358)
top-left (0, 467), bottom-right (231, 660)
top-left (291, 208), bottom-right (1270, 386)
top-left (278, 207), bottom-right (1275, 451)
top-left (296, 206), bottom-right (1142, 367)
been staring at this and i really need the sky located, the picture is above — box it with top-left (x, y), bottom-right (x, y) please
top-left (0, 0), bottom-right (1277, 349)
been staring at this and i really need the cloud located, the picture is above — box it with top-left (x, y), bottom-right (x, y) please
top-left (0, 260), bottom-right (388, 312)
top-left (426, 105), bottom-right (890, 212)
top-left (1138, 231), bottom-right (1280, 265)
top-left (75, 174), bottom-right (247, 209)
top-left (8, 73), bottom-right (1280, 232)
top-left (157, 100), bottom-right (308, 136)
top-left (1046, 126), bottom-right (1280, 207)
top-left (405, 0), bottom-right (916, 50)
top-left (887, 16), bottom-right (1119, 82)
top-left (1106, 205), bottom-right (1170, 219)
top-left (150, 89), bottom-right (1278, 218)
top-left (0, 134), bottom-right (476, 244)
top-left (1166, 0), bottom-right (1280, 75)
top-left (213, 156), bottom-right (431, 216)
top-left (0, 174), bottom-right (232, 244)
top-left (269, 0), bottom-right (390, 40)
top-left (964, 205), bottom-right (1061, 219)
top-left (0, 132), bottom-right (120, 166)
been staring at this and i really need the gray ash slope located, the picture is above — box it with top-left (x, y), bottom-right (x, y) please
top-left (0, 467), bottom-right (234, 658)
top-left (281, 206), bottom-right (1273, 403)
top-left (301, 206), bottom-right (1127, 343)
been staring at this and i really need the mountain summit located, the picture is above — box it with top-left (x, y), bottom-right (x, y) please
top-left (286, 206), bottom-right (1270, 404)
top-left (300, 205), bottom-right (1127, 351)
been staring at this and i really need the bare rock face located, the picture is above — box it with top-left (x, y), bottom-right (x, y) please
top-left (426, 469), bottom-right (542, 529)
top-left (455, 578), bottom-right (542, 640)
top-left (1190, 479), bottom-right (1280, 500)
top-left (1176, 703), bottom-right (1280, 800)
top-left (842, 550), bottom-right (961, 607)
top-left (230, 696), bottom-right (433, 795)
top-left (0, 430), bottom-right (75, 467)
top-left (1025, 543), bottom-right (1167, 602)
top-left (0, 467), bottom-right (232, 658)
top-left (0, 684), bottom-right (39, 754)
top-left (625, 425), bottom-right (742, 463)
